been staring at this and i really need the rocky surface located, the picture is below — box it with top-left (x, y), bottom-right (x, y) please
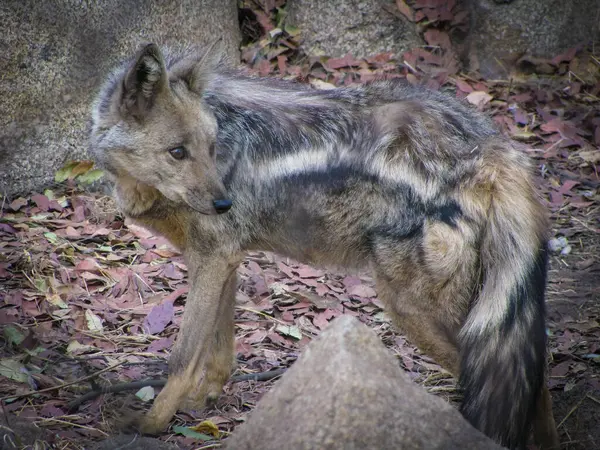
top-left (0, 0), bottom-right (240, 197)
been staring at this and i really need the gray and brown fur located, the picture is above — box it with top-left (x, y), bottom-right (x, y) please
top-left (90, 44), bottom-right (559, 449)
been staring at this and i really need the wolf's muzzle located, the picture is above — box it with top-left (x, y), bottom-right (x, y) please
top-left (213, 199), bottom-right (233, 214)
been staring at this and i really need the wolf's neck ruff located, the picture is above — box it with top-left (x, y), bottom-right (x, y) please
top-left (89, 44), bottom-right (558, 449)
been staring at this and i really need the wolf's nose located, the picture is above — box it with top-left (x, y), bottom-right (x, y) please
top-left (213, 199), bottom-right (232, 214)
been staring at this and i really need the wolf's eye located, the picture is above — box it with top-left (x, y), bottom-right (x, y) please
top-left (168, 146), bottom-right (187, 160)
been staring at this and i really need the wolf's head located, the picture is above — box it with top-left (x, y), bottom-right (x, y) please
top-left (90, 43), bottom-right (231, 215)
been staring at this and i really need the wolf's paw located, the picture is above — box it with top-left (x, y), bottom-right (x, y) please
top-left (136, 410), bottom-right (171, 436)
top-left (107, 409), bottom-right (150, 436)
top-left (180, 395), bottom-right (206, 413)
top-left (205, 391), bottom-right (221, 406)
top-left (180, 381), bottom-right (224, 412)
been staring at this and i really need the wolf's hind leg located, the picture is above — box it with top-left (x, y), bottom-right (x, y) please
top-left (532, 384), bottom-right (560, 449)
top-left (371, 222), bottom-right (476, 376)
top-left (375, 276), bottom-right (462, 376)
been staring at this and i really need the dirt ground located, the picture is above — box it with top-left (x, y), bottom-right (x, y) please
top-left (545, 235), bottom-right (600, 450)
top-left (0, 194), bottom-right (598, 450)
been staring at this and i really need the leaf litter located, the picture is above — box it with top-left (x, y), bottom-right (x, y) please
top-left (1, 2), bottom-right (599, 449)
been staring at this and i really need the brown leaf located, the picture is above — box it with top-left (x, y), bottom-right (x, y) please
top-left (512, 108), bottom-right (529, 126)
top-left (315, 283), bottom-right (330, 296)
top-left (567, 197), bottom-right (594, 208)
top-left (549, 191), bottom-right (564, 205)
top-left (69, 160), bottom-right (95, 178)
top-left (277, 54), bottom-right (287, 74)
top-left (297, 278), bottom-right (319, 288)
top-left (466, 91), bottom-right (493, 109)
top-left (551, 47), bottom-right (577, 66)
top-left (151, 248), bottom-right (180, 258)
top-left (246, 329), bottom-right (268, 344)
top-left (395, 0), bottom-right (414, 21)
top-left (162, 286), bottom-right (189, 303)
top-left (126, 222), bottom-right (154, 239)
top-left (143, 301), bottom-right (174, 335)
top-left (162, 263), bottom-right (184, 280)
top-left (347, 284), bottom-right (377, 298)
top-left (342, 276), bottom-right (361, 289)
top-left (48, 200), bottom-right (64, 212)
top-left (558, 180), bottom-right (579, 195)
top-left (312, 312), bottom-right (330, 330)
top-left (423, 29), bottom-right (451, 50)
top-left (574, 259), bottom-right (595, 270)
top-left (277, 262), bottom-right (295, 278)
top-left (578, 149), bottom-right (600, 163)
top-left (0, 264), bottom-right (11, 278)
top-left (254, 9), bottom-right (274, 32)
top-left (294, 265), bottom-right (324, 278)
top-left (551, 360), bottom-right (571, 378)
top-left (0, 223), bottom-right (17, 233)
top-left (39, 405), bottom-right (66, 418)
top-left (235, 340), bottom-right (254, 358)
top-left (92, 227), bottom-right (112, 237)
top-left (65, 226), bottom-right (81, 238)
top-left (147, 336), bottom-right (174, 353)
top-left (326, 54), bottom-right (361, 70)
top-left (256, 58), bottom-right (272, 76)
top-left (9, 197), bottom-right (28, 211)
top-left (31, 194), bottom-right (50, 211)
top-left (75, 258), bottom-right (100, 272)
top-left (267, 331), bottom-right (295, 348)
top-left (454, 78), bottom-right (473, 94)
top-left (72, 205), bottom-right (86, 222)
top-left (247, 260), bottom-right (263, 275)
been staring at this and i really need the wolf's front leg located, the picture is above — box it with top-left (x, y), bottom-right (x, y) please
top-left (184, 270), bottom-right (238, 410)
top-left (138, 251), bottom-right (241, 435)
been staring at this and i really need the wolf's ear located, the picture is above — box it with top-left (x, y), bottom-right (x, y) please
top-left (120, 44), bottom-right (168, 119)
top-left (187, 39), bottom-right (225, 93)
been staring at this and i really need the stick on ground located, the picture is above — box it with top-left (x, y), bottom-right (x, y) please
top-left (0, 362), bottom-right (124, 403)
top-left (66, 368), bottom-right (287, 412)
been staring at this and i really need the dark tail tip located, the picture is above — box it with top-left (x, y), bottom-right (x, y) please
top-left (459, 246), bottom-right (548, 449)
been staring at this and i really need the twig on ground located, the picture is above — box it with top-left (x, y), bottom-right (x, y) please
top-left (231, 368), bottom-right (286, 383)
top-left (66, 379), bottom-right (167, 412)
top-left (586, 394), bottom-right (600, 406)
top-left (0, 362), bottom-right (124, 403)
top-left (555, 169), bottom-right (600, 189)
top-left (36, 417), bottom-right (109, 436)
top-left (556, 391), bottom-right (591, 429)
top-left (66, 368), bottom-right (288, 412)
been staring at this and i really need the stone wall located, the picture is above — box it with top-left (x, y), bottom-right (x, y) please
top-left (0, 0), bottom-right (240, 197)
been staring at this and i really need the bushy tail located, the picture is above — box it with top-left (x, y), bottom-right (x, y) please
top-left (459, 156), bottom-right (549, 449)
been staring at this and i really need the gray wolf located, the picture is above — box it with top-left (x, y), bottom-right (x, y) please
top-left (90, 43), bottom-right (559, 449)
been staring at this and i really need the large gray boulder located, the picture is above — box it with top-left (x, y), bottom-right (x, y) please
top-left (468, 0), bottom-right (600, 77)
top-left (287, 0), bottom-right (422, 59)
top-left (0, 0), bottom-right (240, 197)
top-left (287, 0), bottom-right (599, 78)
top-left (226, 316), bottom-right (504, 450)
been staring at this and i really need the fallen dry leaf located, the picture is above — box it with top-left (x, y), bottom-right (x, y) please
top-left (466, 91), bottom-right (493, 108)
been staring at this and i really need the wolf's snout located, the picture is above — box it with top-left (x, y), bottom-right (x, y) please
top-left (213, 199), bottom-right (233, 214)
